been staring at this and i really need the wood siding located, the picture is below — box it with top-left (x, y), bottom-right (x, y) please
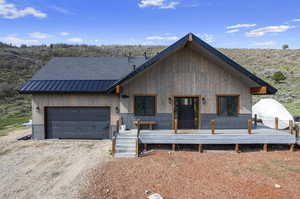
top-left (32, 93), bottom-right (119, 125)
top-left (120, 46), bottom-right (252, 114)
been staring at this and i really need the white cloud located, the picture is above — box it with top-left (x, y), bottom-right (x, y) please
top-left (145, 35), bottom-right (179, 41)
top-left (60, 32), bottom-right (69, 36)
top-left (50, 5), bottom-right (73, 15)
top-left (200, 33), bottom-right (215, 43)
top-left (139, 0), bottom-right (179, 9)
top-left (226, 24), bottom-right (256, 29)
top-left (246, 25), bottom-right (295, 37)
top-left (226, 29), bottom-right (240, 33)
top-left (68, 37), bottom-right (83, 43)
top-left (254, 41), bottom-right (275, 46)
top-left (0, 35), bottom-right (38, 45)
top-left (292, 18), bottom-right (300, 22)
top-left (29, 32), bottom-right (49, 39)
top-left (0, 0), bottom-right (47, 19)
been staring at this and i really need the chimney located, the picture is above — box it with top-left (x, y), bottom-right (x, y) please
top-left (144, 52), bottom-right (148, 60)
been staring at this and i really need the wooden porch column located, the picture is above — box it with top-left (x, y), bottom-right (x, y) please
top-left (112, 137), bottom-right (116, 157)
top-left (174, 119), bottom-right (178, 134)
top-left (235, 144), bottom-right (240, 153)
top-left (248, 120), bottom-right (252, 134)
top-left (263, 144), bottom-right (268, 152)
top-left (290, 144), bottom-right (295, 152)
top-left (275, 117), bottom-right (279, 130)
top-left (172, 144), bottom-right (176, 151)
top-left (144, 144), bottom-right (148, 151)
top-left (211, 120), bottom-right (216, 135)
top-left (136, 138), bottom-right (139, 157)
top-left (116, 120), bottom-right (120, 133)
top-left (198, 144), bottom-right (204, 153)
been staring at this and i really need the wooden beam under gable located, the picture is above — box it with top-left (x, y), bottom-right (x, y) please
top-left (116, 85), bottom-right (122, 94)
top-left (250, 86), bottom-right (267, 94)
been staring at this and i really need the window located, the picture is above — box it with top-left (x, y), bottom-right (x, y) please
top-left (134, 96), bottom-right (156, 116)
top-left (217, 95), bottom-right (239, 116)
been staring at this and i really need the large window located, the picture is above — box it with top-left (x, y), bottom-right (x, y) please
top-left (217, 95), bottom-right (239, 116)
top-left (134, 95), bottom-right (156, 116)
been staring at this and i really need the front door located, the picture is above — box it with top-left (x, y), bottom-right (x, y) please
top-left (174, 97), bottom-right (199, 129)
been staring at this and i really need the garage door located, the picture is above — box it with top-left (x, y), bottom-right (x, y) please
top-left (46, 107), bottom-right (110, 139)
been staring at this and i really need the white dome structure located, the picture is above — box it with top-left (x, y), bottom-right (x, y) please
top-left (252, 99), bottom-right (294, 129)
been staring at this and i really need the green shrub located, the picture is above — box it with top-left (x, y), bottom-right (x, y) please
top-left (282, 44), bottom-right (289, 50)
top-left (272, 71), bottom-right (286, 83)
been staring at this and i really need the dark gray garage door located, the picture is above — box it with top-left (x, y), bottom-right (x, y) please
top-left (46, 107), bottom-right (110, 139)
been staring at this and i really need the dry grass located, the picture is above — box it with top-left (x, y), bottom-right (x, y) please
top-left (81, 150), bottom-right (300, 199)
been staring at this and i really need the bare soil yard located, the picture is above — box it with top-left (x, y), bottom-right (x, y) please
top-left (82, 149), bottom-right (300, 199)
top-left (0, 128), bottom-right (111, 199)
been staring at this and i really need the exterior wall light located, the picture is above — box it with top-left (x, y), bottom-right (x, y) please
top-left (115, 106), bottom-right (120, 114)
top-left (121, 94), bottom-right (129, 98)
top-left (202, 97), bottom-right (206, 105)
top-left (36, 106), bottom-right (40, 112)
top-left (168, 97), bottom-right (173, 104)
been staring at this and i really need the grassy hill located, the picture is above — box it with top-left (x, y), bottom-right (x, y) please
top-left (1, 43), bottom-right (300, 131)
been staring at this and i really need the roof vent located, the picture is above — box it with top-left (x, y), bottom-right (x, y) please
top-left (144, 52), bottom-right (148, 60)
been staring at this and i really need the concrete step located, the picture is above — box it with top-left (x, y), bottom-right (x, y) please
top-left (114, 152), bottom-right (136, 158)
top-left (116, 148), bottom-right (136, 153)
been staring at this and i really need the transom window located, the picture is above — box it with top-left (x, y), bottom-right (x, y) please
top-left (134, 95), bottom-right (156, 116)
top-left (217, 95), bottom-right (239, 116)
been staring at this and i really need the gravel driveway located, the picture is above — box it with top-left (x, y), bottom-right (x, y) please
top-left (0, 127), bottom-right (111, 199)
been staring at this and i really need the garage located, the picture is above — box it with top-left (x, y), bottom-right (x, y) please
top-left (46, 107), bottom-right (110, 139)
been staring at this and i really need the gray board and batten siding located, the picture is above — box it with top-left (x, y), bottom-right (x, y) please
top-left (119, 46), bottom-right (253, 129)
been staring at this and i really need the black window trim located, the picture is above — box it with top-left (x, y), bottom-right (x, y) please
top-left (134, 95), bottom-right (157, 116)
top-left (216, 95), bottom-right (240, 117)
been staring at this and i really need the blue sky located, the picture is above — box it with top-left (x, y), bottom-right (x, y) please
top-left (0, 0), bottom-right (300, 48)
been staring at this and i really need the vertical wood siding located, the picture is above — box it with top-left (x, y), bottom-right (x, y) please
top-left (120, 46), bottom-right (252, 114)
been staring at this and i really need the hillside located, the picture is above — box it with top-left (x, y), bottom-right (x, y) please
top-left (0, 44), bottom-right (300, 131)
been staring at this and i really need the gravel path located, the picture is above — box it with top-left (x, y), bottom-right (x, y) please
top-left (0, 127), bottom-right (111, 199)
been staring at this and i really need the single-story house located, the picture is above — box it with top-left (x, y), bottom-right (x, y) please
top-left (19, 33), bottom-right (277, 140)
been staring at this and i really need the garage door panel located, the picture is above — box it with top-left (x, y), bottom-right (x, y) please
top-left (46, 107), bottom-right (110, 139)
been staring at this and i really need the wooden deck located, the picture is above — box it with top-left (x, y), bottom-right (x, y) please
top-left (137, 127), bottom-right (296, 145)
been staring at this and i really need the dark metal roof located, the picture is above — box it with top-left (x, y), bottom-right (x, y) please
top-left (32, 57), bottom-right (146, 80)
top-left (107, 33), bottom-right (277, 95)
top-left (19, 80), bottom-right (116, 93)
top-left (20, 32), bottom-right (277, 95)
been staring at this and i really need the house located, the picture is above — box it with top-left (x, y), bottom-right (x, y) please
top-left (19, 33), bottom-right (278, 140)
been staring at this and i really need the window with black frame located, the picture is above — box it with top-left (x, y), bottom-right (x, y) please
top-left (217, 95), bottom-right (239, 116)
top-left (134, 96), bottom-right (156, 116)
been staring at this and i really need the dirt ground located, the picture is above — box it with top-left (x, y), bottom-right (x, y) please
top-left (0, 127), bottom-right (111, 199)
top-left (82, 148), bottom-right (300, 199)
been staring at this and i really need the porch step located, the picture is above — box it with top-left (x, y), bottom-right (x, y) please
top-left (114, 133), bottom-right (137, 158)
top-left (114, 152), bottom-right (136, 158)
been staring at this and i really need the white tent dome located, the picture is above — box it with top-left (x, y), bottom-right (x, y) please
top-left (252, 99), bottom-right (294, 129)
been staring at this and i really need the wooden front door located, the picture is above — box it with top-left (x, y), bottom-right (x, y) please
top-left (174, 97), bottom-right (200, 129)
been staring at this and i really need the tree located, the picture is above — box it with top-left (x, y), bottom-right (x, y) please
top-left (272, 71), bottom-right (286, 83)
top-left (282, 44), bottom-right (289, 50)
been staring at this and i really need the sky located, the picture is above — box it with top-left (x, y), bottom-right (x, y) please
top-left (0, 0), bottom-right (300, 48)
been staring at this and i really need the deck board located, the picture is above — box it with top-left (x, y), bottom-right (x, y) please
top-left (137, 128), bottom-right (296, 145)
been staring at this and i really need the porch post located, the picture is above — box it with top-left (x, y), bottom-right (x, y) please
top-left (112, 137), bottom-right (116, 157)
top-left (211, 120), bottom-right (216, 134)
top-left (275, 117), bottom-right (279, 130)
top-left (248, 120), bottom-right (252, 134)
top-left (174, 119), bottom-right (178, 134)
